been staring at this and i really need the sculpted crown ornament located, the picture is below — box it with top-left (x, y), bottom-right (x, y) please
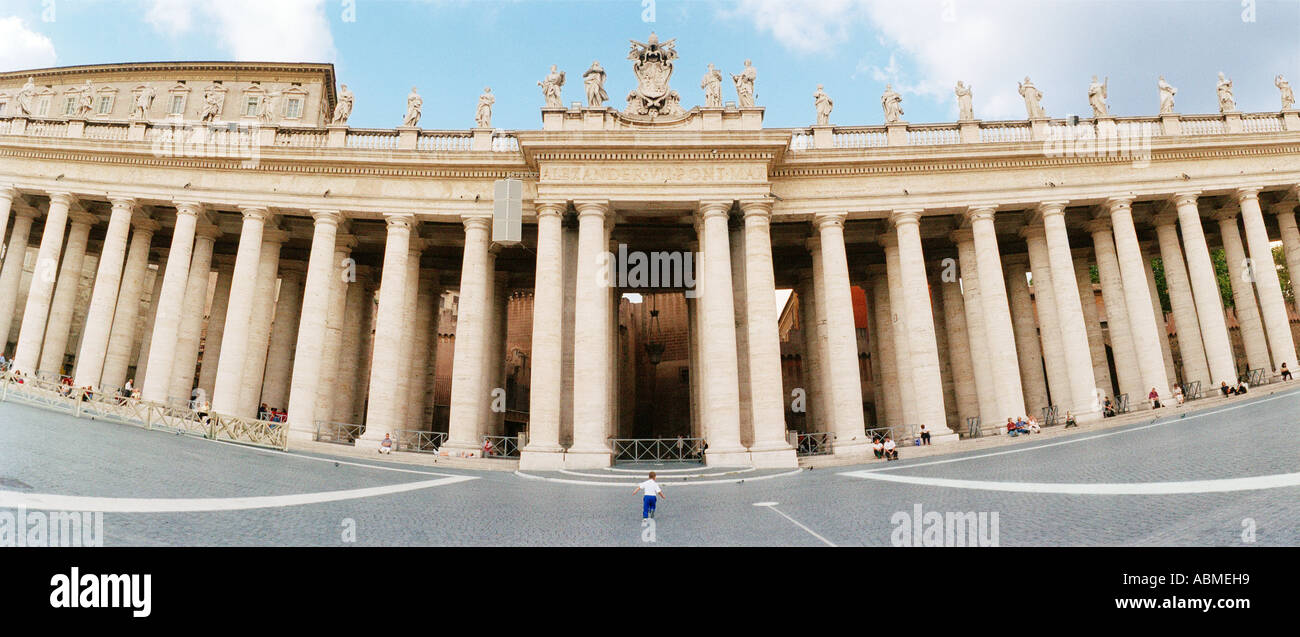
top-left (625, 32), bottom-right (684, 119)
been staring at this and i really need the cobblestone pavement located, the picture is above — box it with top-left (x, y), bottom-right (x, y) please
top-left (1, 386), bottom-right (1297, 547)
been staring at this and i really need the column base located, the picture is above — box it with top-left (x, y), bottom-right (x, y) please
top-left (831, 437), bottom-right (872, 458)
top-left (562, 448), bottom-right (612, 469)
top-left (287, 426), bottom-right (316, 443)
top-left (927, 432), bottom-right (961, 445)
top-left (518, 445), bottom-right (566, 471)
top-left (440, 438), bottom-right (485, 458)
top-left (704, 447), bottom-right (752, 468)
top-left (746, 442), bottom-right (799, 468)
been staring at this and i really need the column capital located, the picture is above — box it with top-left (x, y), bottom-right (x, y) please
top-left (239, 205), bottom-right (270, 221)
top-left (195, 221), bottom-right (223, 241)
top-left (0, 186), bottom-right (16, 202)
top-left (11, 206), bottom-right (40, 221)
top-left (698, 200), bottom-right (732, 220)
top-left (108, 196), bottom-right (138, 212)
top-left (814, 211), bottom-right (847, 229)
top-left (1104, 196), bottom-right (1135, 213)
top-left (533, 200), bottom-right (567, 217)
top-left (1018, 224), bottom-right (1046, 241)
top-left (1150, 211), bottom-right (1179, 228)
top-left (949, 228), bottom-right (974, 244)
top-left (964, 205), bottom-right (997, 223)
top-left (310, 209), bottom-right (342, 225)
top-left (888, 208), bottom-right (923, 228)
top-left (1035, 200), bottom-right (1070, 217)
top-left (460, 214), bottom-right (490, 230)
top-left (1171, 191), bottom-right (1200, 208)
top-left (575, 200), bottom-right (611, 218)
top-left (69, 210), bottom-right (99, 227)
top-left (173, 200), bottom-right (205, 217)
top-left (738, 198), bottom-right (773, 216)
top-left (131, 214), bottom-right (160, 234)
top-left (1210, 205), bottom-right (1240, 222)
top-left (383, 213), bottom-right (414, 231)
top-left (1235, 186), bottom-right (1262, 202)
top-left (875, 231), bottom-right (898, 249)
top-left (262, 228), bottom-right (290, 244)
top-left (1085, 217), bottom-right (1112, 235)
top-left (46, 191), bottom-right (75, 207)
top-left (1267, 201), bottom-right (1298, 216)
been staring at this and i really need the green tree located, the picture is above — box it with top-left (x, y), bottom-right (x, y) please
top-left (1212, 248), bottom-right (1234, 309)
top-left (1150, 257), bottom-right (1171, 314)
top-left (1276, 244), bottom-right (1293, 304)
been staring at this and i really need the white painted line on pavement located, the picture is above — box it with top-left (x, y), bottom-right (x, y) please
top-left (840, 470), bottom-right (1300, 495)
top-left (0, 475), bottom-right (478, 513)
top-left (754, 501), bottom-right (837, 547)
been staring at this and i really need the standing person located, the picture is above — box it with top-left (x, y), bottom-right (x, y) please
top-left (633, 472), bottom-right (665, 522)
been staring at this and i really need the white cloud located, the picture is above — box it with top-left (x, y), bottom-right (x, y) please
top-left (0, 16), bottom-right (57, 72)
top-left (145, 0), bottom-right (336, 62)
top-left (722, 0), bottom-right (870, 55)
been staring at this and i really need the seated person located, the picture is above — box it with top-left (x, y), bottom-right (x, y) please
top-left (1102, 398), bottom-right (1115, 417)
top-left (1006, 418), bottom-right (1016, 436)
top-left (378, 433), bottom-right (393, 454)
top-left (883, 437), bottom-right (898, 460)
top-left (919, 424), bottom-right (932, 445)
top-left (1172, 385), bottom-right (1185, 405)
top-left (1064, 411), bottom-right (1078, 428)
top-left (1282, 363), bottom-right (1293, 381)
top-left (1235, 381), bottom-right (1248, 395)
top-left (872, 438), bottom-right (885, 459)
top-left (1026, 416), bottom-right (1040, 433)
top-left (1148, 388), bottom-right (1162, 408)
top-left (1013, 417), bottom-right (1030, 436)
top-left (1220, 381), bottom-right (1231, 397)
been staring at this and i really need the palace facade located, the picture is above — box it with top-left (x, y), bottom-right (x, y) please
top-left (2, 56), bottom-right (1299, 470)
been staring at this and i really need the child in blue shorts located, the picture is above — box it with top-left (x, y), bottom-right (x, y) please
top-left (632, 472), bottom-right (666, 521)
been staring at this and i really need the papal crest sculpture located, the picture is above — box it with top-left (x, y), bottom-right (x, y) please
top-left (625, 32), bottom-right (684, 119)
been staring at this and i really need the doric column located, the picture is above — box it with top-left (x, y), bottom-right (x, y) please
top-left (520, 202), bottom-right (566, 468)
top-left (966, 205), bottom-right (1026, 421)
top-left (728, 217), bottom-right (753, 445)
top-left (1005, 256), bottom-right (1050, 417)
top-left (739, 200), bottom-right (796, 464)
top-left (1273, 197), bottom-right (1300, 316)
top-left (74, 198), bottom-right (135, 387)
top-left (407, 271), bottom-right (439, 431)
top-left (314, 235), bottom-right (356, 427)
top-left (1152, 211), bottom-right (1211, 387)
top-left (38, 210), bottom-right (96, 375)
top-left (1039, 202), bottom-right (1100, 416)
top-left (952, 230), bottom-right (999, 427)
top-left (807, 213), bottom-right (868, 452)
top-left (133, 257), bottom-right (167, 384)
top-left (140, 202), bottom-right (200, 402)
top-left (796, 270), bottom-right (826, 431)
top-left (880, 234), bottom-right (916, 425)
top-left (395, 239), bottom-right (425, 429)
top-left (359, 215), bottom-right (414, 444)
top-left (477, 255), bottom-right (501, 436)
top-left (1140, 241), bottom-right (1179, 387)
top-left (286, 210), bottom-right (340, 439)
top-left (0, 187), bottom-right (14, 261)
top-left (1173, 194), bottom-right (1237, 385)
top-left (1074, 253), bottom-right (1114, 399)
top-left (0, 207), bottom-right (38, 354)
top-left (867, 270), bottom-right (902, 428)
top-left (697, 201), bottom-right (746, 462)
top-left (100, 216), bottom-right (157, 390)
top-left (197, 258), bottom-right (234, 399)
top-left (444, 215), bottom-right (492, 452)
top-left (1239, 188), bottom-right (1298, 372)
top-left (1021, 225), bottom-right (1071, 408)
top-left (890, 209), bottom-right (951, 437)
top-left (1215, 208), bottom-right (1271, 373)
top-left (1089, 218), bottom-right (1145, 402)
top-left (260, 261), bottom-right (304, 411)
top-left (938, 260), bottom-right (979, 426)
top-left (334, 265), bottom-right (372, 425)
top-left (211, 207), bottom-right (268, 415)
top-left (1106, 197), bottom-right (1171, 402)
top-left (13, 192), bottom-right (74, 372)
top-left (167, 222), bottom-right (219, 403)
top-left (238, 229), bottom-right (284, 416)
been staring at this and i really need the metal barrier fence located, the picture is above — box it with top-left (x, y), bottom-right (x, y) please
top-left (0, 371), bottom-right (288, 450)
top-left (1040, 405), bottom-right (1059, 427)
top-left (395, 430), bottom-right (448, 454)
top-left (315, 421), bottom-right (363, 445)
top-left (1179, 380), bottom-right (1202, 401)
top-left (1240, 368), bottom-right (1266, 386)
top-left (965, 416), bottom-right (982, 438)
top-left (482, 435), bottom-right (521, 458)
top-left (1116, 393), bottom-right (1130, 414)
top-left (611, 437), bottom-right (704, 463)
top-left (865, 424), bottom-right (919, 445)
top-left (790, 431), bottom-right (833, 457)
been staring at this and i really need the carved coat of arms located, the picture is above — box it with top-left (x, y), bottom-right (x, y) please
top-left (626, 32), bottom-right (684, 118)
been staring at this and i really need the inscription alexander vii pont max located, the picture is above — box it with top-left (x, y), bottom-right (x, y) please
top-left (540, 163), bottom-right (766, 183)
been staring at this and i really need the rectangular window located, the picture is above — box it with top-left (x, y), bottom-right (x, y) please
top-left (170, 95), bottom-right (184, 115)
top-left (97, 96), bottom-right (112, 115)
top-left (64, 97), bottom-right (77, 116)
top-left (0, 101), bottom-right (7, 116)
top-left (245, 96), bottom-right (259, 117)
top-left (37, 96), bottom-right (50, 116)
top-left (285, 98), bottom-right (301, 119)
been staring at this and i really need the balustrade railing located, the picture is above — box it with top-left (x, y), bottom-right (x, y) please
top-left (979, 122), bottom-right (1032, 143)
top-left (417, 132), bottom-right (472, 151)
top-left (1241, 113), bottom-right (1283, 133)
top-left (345, 129), bottom-right (400, 150)
top-left (83, 121), bottom-right (129, 141)
top-left (832, 127), bottom-right (888, 148)
top-left (1181, 116), bottom-right (1226, 135)
top-left (907, 124), bottom-right (960, 145)
top-left (275, 128), bottom-right (328, 148)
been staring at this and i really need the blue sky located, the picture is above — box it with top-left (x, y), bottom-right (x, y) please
top-left (2, 0), bottom-right (1298, 130)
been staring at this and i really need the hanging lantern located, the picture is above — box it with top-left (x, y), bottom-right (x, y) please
top-left (644, 295), bottom-right (666, 365)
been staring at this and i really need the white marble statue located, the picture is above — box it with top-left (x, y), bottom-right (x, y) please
top-left (701, 63), bottom-right (722, 107)
top-left (332, 84), bottom-right (354, 124)
top-left (199, 85), bottom-right (224, 123)
top-left (813, 84), bottom-right (832, 125)
top-left (732, 59), bottom-right (757, 108)
top-left (403, 87), bottom-right (422, 127)
top-left (955, 81), bottom-right (974, 120)
top-left (539, 65), bottom-right (565, 108)
top-left (1018, 76), bottom-right (1045, 118)
top-left (16, 77), bottom-right (36, 116)
top-left (1088, 75), bottom-right (1109, 117)
top-left (583, 61), bottom-right (608, 107)
top-left (1158, 76), bottom-right (1177, 114)
top-left (1216, 72), bottom-right (1236, 113)
top-left (132, 86), bottom-right (156, 120)
top-left (76, 80), bottom-right (94, 117)
top-left (476, 87), bottom-right (494, 128)
top-left (258, 91), bottom-right (279, 124)
top-left (881, 84), bottom-right (903, 123)
top-left (1276, 74), bottom-right (1294, 110)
